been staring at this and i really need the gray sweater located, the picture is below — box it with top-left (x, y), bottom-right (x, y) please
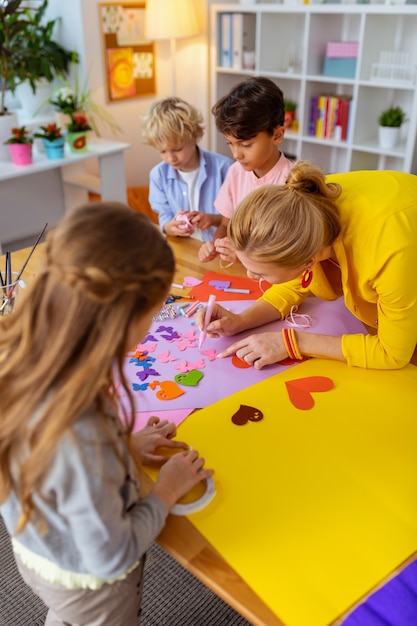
top-left (1, 404), bottom-right (168, 588)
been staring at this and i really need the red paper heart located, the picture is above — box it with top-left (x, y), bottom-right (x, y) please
top-left (285, 376), bottom-right (334, 410)
top-left (232, 354), bottom-right (251, 369)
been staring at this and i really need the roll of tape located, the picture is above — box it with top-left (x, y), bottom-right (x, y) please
top-left (171, 476), bottom-right (216, 516)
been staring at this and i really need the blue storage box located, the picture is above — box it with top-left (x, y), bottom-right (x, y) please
top-left (323, 57), bottom-right (357, 79)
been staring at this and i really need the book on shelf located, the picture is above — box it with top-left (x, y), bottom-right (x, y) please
top-left (232, 13), bottom-right (255, 71)
top-left (219, 13), bottom-right (233, 68)
top-left (309, 94), bottom-right (352, 142)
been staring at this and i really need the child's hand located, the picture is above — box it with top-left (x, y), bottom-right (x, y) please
top-left (152, 449), bottom-right (214, 510)
top-left (189, 212), bottom-right (216, 231)
top-left (195, 302), bottom-right (243, 338)
top-left (163, 210), bottom-right (195, 237)
top-left (131, 416), bottom-right (188, 466)
top-left (214, 237), bottom-right (236, 266)
top-left (198, 241), bottom-right (218, 263)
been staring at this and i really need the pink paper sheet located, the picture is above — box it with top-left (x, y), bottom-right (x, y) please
top-left (117, 297), bottom-right (366, 416)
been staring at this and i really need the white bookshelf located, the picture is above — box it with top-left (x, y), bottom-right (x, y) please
top-left (210, 3), bottom-right (417, 174)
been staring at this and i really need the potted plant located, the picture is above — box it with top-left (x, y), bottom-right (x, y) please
top-left (13, 0), bottom-right (77, 118)
top-left (3, 124), bottom-right (33, 165)
top-left (48, 55), bottom-right (122, 137)
top-left (378, 105), bottom-right (408, 150)
top-left (0, 0), bottom-right (29, 158)
top-left (65, 112), bottom-right (92, 153)
top-left (0, 0), bottom-right (75, 158)
top-left (34, 122), bottom-right (64, 159)
top-left (284, 99), bottom-right (297, 130)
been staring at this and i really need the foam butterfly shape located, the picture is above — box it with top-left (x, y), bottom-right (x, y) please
top-left (155, 350), bottom-right (177, 363)
top-left (174, 360), bottom-right (205, 373)
top-left (200, 349), bottom-right (217, 361)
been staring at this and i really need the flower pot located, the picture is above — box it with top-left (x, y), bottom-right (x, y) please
top-left (284, 110), bottom-right (296, 130)
top-left (0, 112), bottom-right (19, 161)
top-left (42, 136), bottom-right (65, 160)
top-left (66, 131), bottom-right (88, 153)
top-left (378, 125), bottom-right (400, 150)
top-left (8, 143), bottom-right (33, 165)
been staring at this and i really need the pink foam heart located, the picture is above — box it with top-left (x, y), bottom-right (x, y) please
top-left (183, 276), bottom-right (203, 287)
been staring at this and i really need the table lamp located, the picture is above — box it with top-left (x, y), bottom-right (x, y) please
top-left (145, 0), bottom-right (200, 95)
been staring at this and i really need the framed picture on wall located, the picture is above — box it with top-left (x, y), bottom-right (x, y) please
top-left (99, 2), bottom-right (156, 102)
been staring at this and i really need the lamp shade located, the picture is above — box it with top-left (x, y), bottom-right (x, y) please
top-left (145, 0), bottom-right (200, 41)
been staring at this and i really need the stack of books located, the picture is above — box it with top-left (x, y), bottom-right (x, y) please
top-left (308, 95), bottom-right (353, 141)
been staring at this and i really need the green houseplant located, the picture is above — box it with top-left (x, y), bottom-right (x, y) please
top-left (378, 105), bottom-right (408, 128)
top-left (378, 105), bottom-right (408, 150)
top-left (49, 56), bottom-right (122, 137)
top-left (0, 0), bottom-right (75, 115)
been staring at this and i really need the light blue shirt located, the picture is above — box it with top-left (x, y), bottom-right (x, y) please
top-left (148, 147), bottom-right (233, 243)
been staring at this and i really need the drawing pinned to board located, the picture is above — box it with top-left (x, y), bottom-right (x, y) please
top-left (99, 2), bottom-right (156, 102)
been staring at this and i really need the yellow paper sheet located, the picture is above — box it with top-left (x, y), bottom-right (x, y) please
top-left (175, 359), bottom-right (417, 626)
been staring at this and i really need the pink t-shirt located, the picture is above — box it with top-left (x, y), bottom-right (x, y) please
top-left (214, 152), bottom-right (294, 218)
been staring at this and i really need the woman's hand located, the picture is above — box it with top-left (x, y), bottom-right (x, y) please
top-left (152, 449), bottom-right (214, 510)
top-left (131, 416), bottom-right (188, 466)
top-left (195, 302), bottom-right (244, 337)
top-left (218, 331), bottom-right (288, 369)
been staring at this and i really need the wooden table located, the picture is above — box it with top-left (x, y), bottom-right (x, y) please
top-left (3, 237), bottom-right (416, 626)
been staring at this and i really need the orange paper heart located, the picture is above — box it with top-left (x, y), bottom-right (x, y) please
top-left (285, 376), bottom-right (334, 410)
top-left (156, 381), bottom-right (185, 401)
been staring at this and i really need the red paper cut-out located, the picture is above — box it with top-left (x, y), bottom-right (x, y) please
top-left (285, 376), bottom-right (334, 410)
top-left (232, 355), bottom-right (251, 369)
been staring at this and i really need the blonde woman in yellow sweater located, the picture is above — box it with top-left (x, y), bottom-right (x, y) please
top-left (196, 161), bottom-right (417, 370)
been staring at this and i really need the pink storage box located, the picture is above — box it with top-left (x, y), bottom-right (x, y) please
top-left (326, 41), bottom-right (359, 59)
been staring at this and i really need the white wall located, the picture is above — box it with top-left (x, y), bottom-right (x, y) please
top-left (46, 0), bottom-right (210, 187)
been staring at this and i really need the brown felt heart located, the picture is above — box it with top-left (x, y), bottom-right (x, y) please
top-left (232, 404), bottom-right (264, 426)
top-left (285, 376), bottom-right (334, 410)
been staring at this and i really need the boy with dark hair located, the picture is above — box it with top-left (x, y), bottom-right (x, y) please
top-left (199, 77), bottom-right (293, 264)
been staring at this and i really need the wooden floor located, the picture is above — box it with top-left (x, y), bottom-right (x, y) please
top-left (89, 186), bottom-right (159, 224)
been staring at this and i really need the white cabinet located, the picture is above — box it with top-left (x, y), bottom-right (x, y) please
top-left (210, 3), bottom-right (417, 174)
top-left (0, 139), bottom-right (130, 253)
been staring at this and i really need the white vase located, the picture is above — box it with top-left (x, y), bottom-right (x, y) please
top-left (0, 112), bottom-right (19, 161)
top-left (378, 125), bottom-right (400, 150)
top-left (15, 79), bottom-right (53, 121)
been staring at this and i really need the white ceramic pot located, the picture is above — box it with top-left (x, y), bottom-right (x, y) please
top-left (378, 125), bottom-right (400, 150)
top-left (15, 79), bottom-right (52, 121)
top-left (0, 111), bottom-right (19, 161)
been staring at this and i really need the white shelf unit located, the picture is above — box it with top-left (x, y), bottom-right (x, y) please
top-left (210, 3), bottom-right (417, 174)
